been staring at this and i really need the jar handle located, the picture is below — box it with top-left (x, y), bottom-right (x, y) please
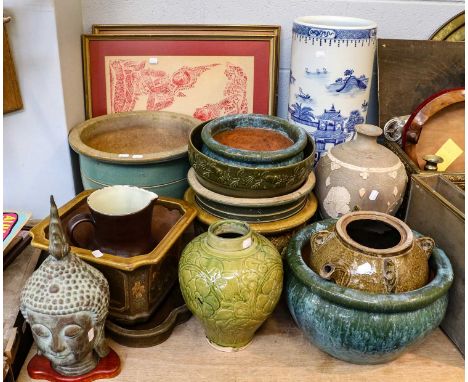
top-left (319, 261), bottom-right (351, 287)
top-left (310, 229), bottom-right (333, 253)
top-left (416, 237), bottom-right (435, 259)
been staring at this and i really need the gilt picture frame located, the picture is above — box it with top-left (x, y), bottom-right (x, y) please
top-left (82, 25), bottom-right (280, 119)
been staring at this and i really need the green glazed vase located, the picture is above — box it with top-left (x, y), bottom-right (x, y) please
top-left (178, 220), bottom-right (283, 351)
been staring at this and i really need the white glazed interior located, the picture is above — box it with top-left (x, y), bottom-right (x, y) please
top-left (88, 185), bottom-right (157, 216)
top-left (295, 15), bottom-right (377, 30)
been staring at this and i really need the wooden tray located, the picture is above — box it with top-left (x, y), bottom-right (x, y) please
top-left (403, 88), bottom-right (464, 172)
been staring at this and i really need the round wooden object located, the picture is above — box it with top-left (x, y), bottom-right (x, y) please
top-left (403, 88), bottom-right (465, 172)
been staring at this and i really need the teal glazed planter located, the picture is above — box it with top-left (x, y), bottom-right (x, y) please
top-left (69, 111), bottom-right (200, 198)
top-left (201, 114), bottom-right (307, 168)
top-left (285, 220), bottom-right (453, 364)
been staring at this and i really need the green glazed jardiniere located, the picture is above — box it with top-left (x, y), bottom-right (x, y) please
top-left (189, 121), bottom-right (315, 198)
top-left (309, 211), bottom-right (434, 293)
top-left (201, 114), bottom-right (307, 168)
top-left (179, 220), bottom-right (283, 351)
top-left (286, 219), bottom-right (453, 364)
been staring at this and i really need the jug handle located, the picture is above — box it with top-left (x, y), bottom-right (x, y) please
top-left (416, 237), bottom-right (435, 259)
top-left (66, 213), bottom-right (95, 247)
top-left (310, 229), bottom-right (333, 253)
top-left (319, 261), bottom-right (351, 287)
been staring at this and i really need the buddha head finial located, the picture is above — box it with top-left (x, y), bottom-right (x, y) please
top-left (20, 196), bottom-right (110, 376)
top-left (48, 195), bottom-right (70, 261)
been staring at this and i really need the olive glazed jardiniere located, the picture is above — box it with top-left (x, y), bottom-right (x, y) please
top-left (286, 220), bottom-right (453, 364)
top-left (309, 211), bottom-right (434, 293)
top-left (189, 121), bottom-right (315, 198)
top-left (201, 114), bottom-right (307, 167)
top-left (315, 124), bottom-right (407, 218)
top-left (179, 220), bottom-right (283, 351)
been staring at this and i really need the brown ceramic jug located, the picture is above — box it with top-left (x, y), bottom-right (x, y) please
top-left (67, 185), bottom-right (157, 257)
top-left (309, 211), bottom-right (434, 293)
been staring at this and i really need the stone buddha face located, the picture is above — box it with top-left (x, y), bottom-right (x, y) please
top-left (28, 311), bottom-right (100, 371)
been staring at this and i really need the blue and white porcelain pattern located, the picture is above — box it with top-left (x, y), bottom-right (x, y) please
top-left (288, 16), bottom-right (377, 163)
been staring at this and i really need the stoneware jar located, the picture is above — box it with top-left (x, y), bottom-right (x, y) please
top-left (288, 16), bottom-right (377, 163)
top-left (201, 113), bottom-right (307, 168)
top-left (178, 220), bottom-right (283, 351)
top-left (286, 219), bottom-right (453, 364)
top-left (309, 211), bottom-right (434, 293)
top-left (315, 124), bottom-right (407, 218)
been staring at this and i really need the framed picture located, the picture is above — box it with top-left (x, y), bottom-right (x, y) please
top-left (82, 25), bottom-right (280, 119)
top-left (3, 19), bottom-right (23, 114)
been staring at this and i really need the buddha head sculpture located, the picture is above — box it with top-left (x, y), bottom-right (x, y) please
top-left (20, 196), bottom-right (110, 376)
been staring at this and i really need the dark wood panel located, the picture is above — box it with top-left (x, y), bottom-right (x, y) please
top-left (378, 39), bottom-right (464, 127)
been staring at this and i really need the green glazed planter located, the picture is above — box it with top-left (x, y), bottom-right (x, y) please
top-left (69, 111), bottom-right (199, 198)
top-left (179, 220), bottom-right (283, 351)
top-left (201, 113), bottom-right (307, 167)
top-left (286, 219), bottom-right (453, 364)
top-left (189, 121), bottom-right (315, 198)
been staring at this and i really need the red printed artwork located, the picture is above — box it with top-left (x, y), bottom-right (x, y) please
top-left (105, 56), bottom-right (254, 121)
top-left (193, 63), bottom-right (248, 120)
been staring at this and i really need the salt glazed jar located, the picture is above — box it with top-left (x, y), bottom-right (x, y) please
top-left (315, 124), bottom-right (407, 218)
top-left (309, 211), bottom-right (434, 293)
top-left (178, 220), bottom-right (283, 351)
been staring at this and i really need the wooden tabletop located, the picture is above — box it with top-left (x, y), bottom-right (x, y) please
top-left (17, 298), bottom-right (464, 382)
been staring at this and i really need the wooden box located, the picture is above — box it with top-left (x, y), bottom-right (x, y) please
top-left (405, 173), bottom-right (465, 355)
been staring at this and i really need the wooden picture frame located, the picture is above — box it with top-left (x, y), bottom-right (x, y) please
top-left (83, 25), bottom-right (280, 119)
top-left (3, 20), bottom-right (23, 114)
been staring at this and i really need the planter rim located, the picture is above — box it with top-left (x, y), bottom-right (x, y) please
top-left (201, 113), bottom-right (307, 163)
top-left (286, 220), bottom-right (453, 313)
top-left (68, 110), bottom-right (200, 164)
top-left (29, 190), bottom-right (198, 271)
top-left (335, 211), bottom-right (413, 256)
top-left (294, 15), bottom-right (377, 30)
top-left (189, 121), bottom-right (316, 172)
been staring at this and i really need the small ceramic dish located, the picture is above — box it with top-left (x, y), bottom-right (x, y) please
top-left (201, 113), bottom-right (307, 167)
top-left (189, 121), bottom-right (315, 198)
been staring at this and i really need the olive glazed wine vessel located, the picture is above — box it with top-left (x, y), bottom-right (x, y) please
top-left (309, 211), bottom-right (434, 293)
top-left (286, 220), bottom-right (453, 364)
top-left (179, 220), bottom-right (283, 351)
top-left (201, 113), bottom-right (307, 167)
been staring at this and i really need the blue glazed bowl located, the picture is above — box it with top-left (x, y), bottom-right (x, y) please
top-left (201, 114), bottom-right (307, 168)
top-left (285, 219), bottom-right (453, 364)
